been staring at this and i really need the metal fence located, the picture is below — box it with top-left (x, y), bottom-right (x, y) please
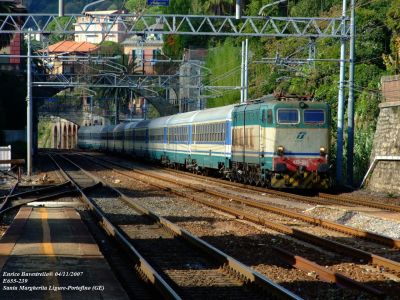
top-left (0, 145), bottom-right (11, 171)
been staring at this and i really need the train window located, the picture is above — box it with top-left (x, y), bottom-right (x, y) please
top-left (262, 110), bottom-right (266, 123)
top-left (277, 109), bottom-right (299, 124)
top-left (304, 109), bottom-right (325, 124)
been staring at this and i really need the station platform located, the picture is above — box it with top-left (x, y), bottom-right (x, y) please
top-left (0, 206), bottom-right (128, 299)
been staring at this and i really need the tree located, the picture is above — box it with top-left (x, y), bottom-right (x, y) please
top-left (46, 17), bottom-right (74, 44)
top-left (203, 0), bottom-right (235, 15)
top-left (0, 1), bottom-right (17, 50)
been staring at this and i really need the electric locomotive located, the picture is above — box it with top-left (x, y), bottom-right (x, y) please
top-left (78, 96), bottom-right (331, 189)
top-left (229, 99), bottom-right (330, 188)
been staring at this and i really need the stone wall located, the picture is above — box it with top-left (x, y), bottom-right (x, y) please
top-left (381, 75), bottom-right (400, 103)
top-left (366, 102), bottom-right (400, 194)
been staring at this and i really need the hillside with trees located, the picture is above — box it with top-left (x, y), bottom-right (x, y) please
top-left (152, 0), bottom-right (397, 183)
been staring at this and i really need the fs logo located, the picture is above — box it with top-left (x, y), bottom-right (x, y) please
top-left (296, 131), bottom-right (307, 140)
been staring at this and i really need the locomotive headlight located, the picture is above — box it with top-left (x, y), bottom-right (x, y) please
top-left (277, 146), bottom-right (285, 156)
top-left (320, 147), bottom-right (327, 156)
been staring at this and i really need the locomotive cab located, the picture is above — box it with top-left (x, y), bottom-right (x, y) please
top-left (270, 101), bottom-right (330, 188)
top-left (231, 99), bottom-right (330, 189)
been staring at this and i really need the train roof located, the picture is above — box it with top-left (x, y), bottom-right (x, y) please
top-left (148, 115), bottom-right (174, 128)
top-left (78, 125), bottom-right (113, 134)
top-left (168, 110), bottom-right (200, 126)
top-left (134, 119), bottom-right (151, 129)
top-left (113, 123), bottom-right (129, 133)
top-left (124, 120), bottom-right (142, 130)
top-left (192, 105), bottom-right (235, 123)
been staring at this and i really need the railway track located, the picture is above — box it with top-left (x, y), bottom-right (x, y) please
top-left (78, 152), bottom-right (400, 214)
top-left (49, 153), bottom-right (299, 299)
top-left (150, 159), bottom-right (400, 214)
top-left (79, 154), bottom-right (400, 249)
top-left (0, 182), bottom-right (80, 214)
top-left (69, 152), bottom-right (400, 297)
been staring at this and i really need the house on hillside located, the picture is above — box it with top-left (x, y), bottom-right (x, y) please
top-left (121, 23), bottom-right (164, 75)
top-left (74, 10), bottom-right (127, 44)
top-left (40, 40), bottom-right (98, 74)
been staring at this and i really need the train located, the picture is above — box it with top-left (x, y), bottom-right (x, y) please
top-left (78, 96), bottom-right (331, 189)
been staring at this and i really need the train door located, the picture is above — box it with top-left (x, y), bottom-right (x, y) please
top-left (232, 105), bottom-right (246, 164)
top-left (244, 107), bottom-right (260, 166)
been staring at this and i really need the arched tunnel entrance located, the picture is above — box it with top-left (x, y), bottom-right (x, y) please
top-left (41, 117), bottom-right (79, 149)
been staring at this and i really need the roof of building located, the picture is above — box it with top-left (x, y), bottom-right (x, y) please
top-left (42, 41), bottom-right (98, 54)
top-left (121, 35), bottom-right (163, 47)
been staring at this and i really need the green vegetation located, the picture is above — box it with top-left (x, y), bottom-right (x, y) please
top-left (24, 0), bottom-right (125, 13)
top-left (205, 39), bottom-right (241, 107)
top-left (153, 0), bottom-right (397, 184)
top-left (37, 119), bottom-right (53, 148)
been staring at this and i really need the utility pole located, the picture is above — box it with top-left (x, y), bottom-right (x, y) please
top-left (308, 38), bottom-right (316, 69)
top-left (347, 0), bottom-right (356, 186)
top-left (235, 0), bottom-right (241, 19)
top-left (114, 93), bottom-right (119, 125)
top-left (244, 39), bottom-right (249, 102)
top-left (336, 0), bottom-right (347, 185)
top-left (59, 0), bottom-right (64, 17)
top-left (240, 40), bottom-right (245, 104)
top-left (26, 29), bottom-right (32, 177)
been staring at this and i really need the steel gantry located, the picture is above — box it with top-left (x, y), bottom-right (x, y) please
top-left (32, 73), bottom-right (181, 89)
top-left (0, 13), bottom-right (349, 38)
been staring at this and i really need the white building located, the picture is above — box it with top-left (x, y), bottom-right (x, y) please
top-left (74, 10), bottom-right (128, 44)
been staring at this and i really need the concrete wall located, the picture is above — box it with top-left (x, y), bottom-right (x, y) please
top-left (366, 76), bottom-right (400, 193)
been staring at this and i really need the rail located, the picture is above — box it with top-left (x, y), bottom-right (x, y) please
top-left (51, 153), bottom-right (301, 299)
top-left (78, 153), bottom-right (400, 275)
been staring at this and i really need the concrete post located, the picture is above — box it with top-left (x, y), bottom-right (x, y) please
top-left (336, 0), bottom-right (347, 185)
top-left (244, 39), bottom-right (249, 102)
top-left (58, 0), bottom-right (64, 17)
top-left (240, 40), bottom-right (245, 104)
top-left (347, 0), bottom-right (356, 186)
top-left (26, 29), bottom-right (32, 177)
top-left (235, 0), bottom-right (241, 19)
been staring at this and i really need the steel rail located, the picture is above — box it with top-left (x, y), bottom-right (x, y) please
top-left (80, 154), bottom-right (400, 249)
top-left (0, 189), bottom-right (80, 215)
top-left (159, 166), bottom-right (400, 214)
top-left (59, 154), bottom-right (302, 300)
top-left (77, 154), bottom-right (400, 275)
top-left (318, 192), bottom-right (400, 213)
top-left (0, 182), bottom-right (18, 212)
top-left (272, 247), bottom-right (383, 296)
top-left (48, 154), bottom-right (182, 300)
top-left (0, 182), bottom-right (72, 201)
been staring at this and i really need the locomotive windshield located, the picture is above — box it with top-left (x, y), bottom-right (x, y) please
top-left (304, 109), bottom-right (325, 124)
top-left (277, 109), bottom-right (299, 124)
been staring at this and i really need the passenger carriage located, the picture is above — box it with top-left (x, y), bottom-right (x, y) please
top-left (147, 115), bottom-right (173, 162)
top-left (189, 105), bottom-right (234, 173)
top-left (164, 111), bottom-right (199, 167)
top-left (113, 123), bottom-right (128, 153)
top-left (78, 96), bottom-right (331, 189)
top-left (132, 120), bottom-right (151, 158)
